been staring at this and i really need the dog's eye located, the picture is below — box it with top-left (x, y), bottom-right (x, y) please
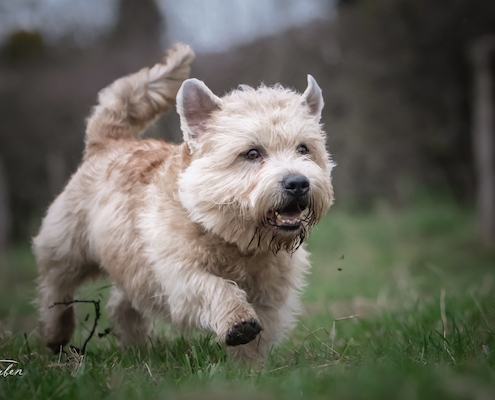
top-left (297, 144), bottom-right (309, 155)
top-left (246, 149), bottom-right (261, 160)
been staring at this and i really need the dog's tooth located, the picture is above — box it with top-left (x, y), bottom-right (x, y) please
top-left (276, 213), bottom-right (282, 220)
top-left (283, 219), bottom-right (298, 224)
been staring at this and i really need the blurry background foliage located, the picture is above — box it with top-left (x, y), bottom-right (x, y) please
top-left (0, 0), bottom-right (494, 246)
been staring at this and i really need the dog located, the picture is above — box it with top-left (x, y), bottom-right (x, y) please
top-left (33, 43), bottom-right (334, 365)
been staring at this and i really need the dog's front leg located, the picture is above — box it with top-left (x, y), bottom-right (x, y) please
top-left (165, 270), bottom-right (263, 347)
top-left (227, 304), bottom-right (292, 367)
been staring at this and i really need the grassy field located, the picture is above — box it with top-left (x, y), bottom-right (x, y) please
top-left (0, 197), bottom-right (494, 399)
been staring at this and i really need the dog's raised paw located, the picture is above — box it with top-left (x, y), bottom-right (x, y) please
top-left (225, 318), bottom-right (262, 346)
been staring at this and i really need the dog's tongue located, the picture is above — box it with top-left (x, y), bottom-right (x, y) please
top-left (280, 211), bottom-right (301, 220)
top-left (274, 210), bottom-right (302, 226)
top-left (267, 208), bottom-right (308, 228)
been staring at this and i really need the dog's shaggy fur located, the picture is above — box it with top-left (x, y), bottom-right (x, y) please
top-left (33, 44), bottom-right (334, 364)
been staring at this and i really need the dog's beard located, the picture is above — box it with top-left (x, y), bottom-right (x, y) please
top-left (245, 195), bottom-right (321, 254)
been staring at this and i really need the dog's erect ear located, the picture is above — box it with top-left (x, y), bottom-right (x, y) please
top-left (177, 78), bottom-right (222, 149)
top-left (302, 75), bottom-right (324, 120)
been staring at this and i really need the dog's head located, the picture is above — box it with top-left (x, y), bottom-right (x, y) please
top-left (176, 76), bottom-right (334, 253)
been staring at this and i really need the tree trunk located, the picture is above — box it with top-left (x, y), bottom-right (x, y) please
top-left (470, 36), bottom-right (495, 246)
top-left (0, 157), bottom-right (10, 253)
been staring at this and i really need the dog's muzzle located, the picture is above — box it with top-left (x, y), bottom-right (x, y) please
top-left (266, 174), bottom-right (310, 231)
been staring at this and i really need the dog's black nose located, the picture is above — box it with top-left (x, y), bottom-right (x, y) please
top-left (282, 175), bottom-right (310, 197)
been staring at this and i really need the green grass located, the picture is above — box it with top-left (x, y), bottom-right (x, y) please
top-left (1, 197), bottom-right (494, 399)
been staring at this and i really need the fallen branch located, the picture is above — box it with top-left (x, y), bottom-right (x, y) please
top-left (49, 299), bottom-right (101, 355)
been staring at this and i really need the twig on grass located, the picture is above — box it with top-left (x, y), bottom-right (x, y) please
top-left (143, 362), bottom-right (154, 379)
top-left (300, 323), bottom-right (341, 357)
top-left (339, 338), bottom-right (354, 361)
top-left (49, 299), bottom-right (101, 355)
top-left (58, 343), bottom-right (63, 365)
top-left (268, 365), bottom-right (288, 373)
top-left (331, 321), bottom-right (336, 351)
top-left (330, 315), bottom-right (359, 354)
top-left (98, 327), bottom-right (112, 338)
top-left (439, 290), bottom-right (456, 364)
top-left (23, 332), bottom-right (31, 355)
top-left (440, 289), bottom-right (447, 338)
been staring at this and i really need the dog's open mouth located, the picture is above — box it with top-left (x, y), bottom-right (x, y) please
top-left (266, 206), bottom-right (309, 231)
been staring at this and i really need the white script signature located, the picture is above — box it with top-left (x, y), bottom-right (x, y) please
top-left (0, 360), bottom-right (23, 377)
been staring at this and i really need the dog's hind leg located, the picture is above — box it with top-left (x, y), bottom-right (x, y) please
top-left (107, 287), bottom-right (150, 347)
top-left (33, 193), bottom-right (101, 353)
top-left (36, 261), bottom-right (76, 353)
top-left (36, 258), bottom-right (101, 353)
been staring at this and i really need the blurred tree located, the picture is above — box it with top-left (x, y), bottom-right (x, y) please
top-left (110, 0), bottom-right (161, 47)
top-left (469, 36), bottom-right (495, 246)
top-left (107, 0), bottom-right (162, 60)
top-left (2, 31), bottom-right (44, 65)
top-left (0, 157), bottom-right (9, 252)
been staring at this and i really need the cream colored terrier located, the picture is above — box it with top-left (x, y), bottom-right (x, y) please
top-left (33, 44), bottom-right (334, 364)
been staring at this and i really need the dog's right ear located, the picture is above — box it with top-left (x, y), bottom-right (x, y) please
top-left (176, 78), bottom-right (222, 151)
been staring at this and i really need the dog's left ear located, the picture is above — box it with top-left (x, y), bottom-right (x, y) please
top-left (177, 78), bottom-right (222, 151)
top-left (302, 75), bottom-right (324, 120)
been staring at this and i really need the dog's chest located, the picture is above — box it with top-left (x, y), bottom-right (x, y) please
top-left (208, 252), bottom-right (294, 306)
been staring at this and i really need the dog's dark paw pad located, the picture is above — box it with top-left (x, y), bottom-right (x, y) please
top-left (225, 318), bottom-right (262, 346)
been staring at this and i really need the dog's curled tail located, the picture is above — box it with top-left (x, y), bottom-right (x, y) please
top-left (85, 43), bottom-right (195, 157)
